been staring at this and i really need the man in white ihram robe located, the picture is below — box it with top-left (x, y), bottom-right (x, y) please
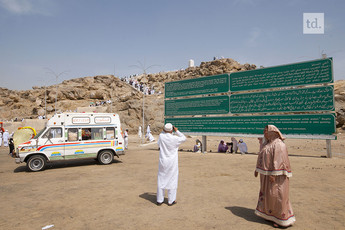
top-left (3, 130), bottom-right (10, 147)
top-left (157, 123), bottom-right (186, 206)
top-left (124, 129), bottom-right (128, 149)
top-left (138, 126), bottom-right (142, 138)
top-left (146, 124), bottom-right (155, 142)
top-left (146, 124), bottom-right (151, 136)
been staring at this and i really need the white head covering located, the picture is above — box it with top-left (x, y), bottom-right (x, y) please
top-left (164, 123), bottom-right (173, 132)
top-left (239, 139), bottom-right (243, 142)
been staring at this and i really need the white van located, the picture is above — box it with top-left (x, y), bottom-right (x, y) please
top-left (14, 113), bottom-right (125, 172)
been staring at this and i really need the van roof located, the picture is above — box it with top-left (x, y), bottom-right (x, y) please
top-left (47, 113), bottom-right (121, 127)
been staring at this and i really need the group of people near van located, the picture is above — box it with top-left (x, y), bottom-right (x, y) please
top-left (0, 130), bottom-right (11, 147)
top-left (0, 130), bottom-right (15, 155)
top-left (157, 123), bottom-right (295, 227)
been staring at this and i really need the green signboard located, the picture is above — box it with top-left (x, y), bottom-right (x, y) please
top-left (230, 58), bottom-right (333, 92)
top-left (165, 95), bottom-right (229, 116)
top-left (166, 114), bottom-right (335, 136)
top-left (230, 86), bottom-right (334, 114)
top-left (165, 74), bottom-right (229, 98)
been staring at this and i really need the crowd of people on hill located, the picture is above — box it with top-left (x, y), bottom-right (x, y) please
top-left (89, 100), bottom-right (112, 107)
top-left (121, 75), bottom-right (161, 95)
top-left (2, 74), bottom-right (162, 122)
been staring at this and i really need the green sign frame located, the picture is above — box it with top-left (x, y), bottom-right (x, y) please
top-left (166, 114), bottom-right (335, 136)
top-left (230, 86), bottom-right (334, 114)
top-left (165, 95), bottom-right (230, 116)
top-left (165, 74), bottom-right (229, 98)
top-left (230, 58), bottom-right (333, 92)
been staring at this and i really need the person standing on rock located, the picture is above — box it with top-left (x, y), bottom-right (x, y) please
top-left (157, 123), bottom-right (186, 206)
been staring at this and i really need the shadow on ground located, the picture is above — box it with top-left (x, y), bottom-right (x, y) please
top-left (225, 206), bottom-right (269, 226)
top-left (139, 192), bottom-right (157, 205)
top-left (14, 158), bottom-right (122, 173)
top-left (139, 192), bottom-right (169, 205)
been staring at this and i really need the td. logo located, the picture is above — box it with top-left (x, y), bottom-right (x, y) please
top-left (303, 13), bottom-right (324, 34)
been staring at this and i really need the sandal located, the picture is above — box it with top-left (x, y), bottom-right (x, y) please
top-left (168, 201), bottom-right (177, 206)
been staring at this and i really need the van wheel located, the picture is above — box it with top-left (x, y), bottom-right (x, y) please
top-left (98, 150), bottom-right (113, 165)
top-left (27, 155), bottom-right (46, 172)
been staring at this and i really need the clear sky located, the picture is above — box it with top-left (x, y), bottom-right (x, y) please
top-left (0, 0), bottom-right (344, 90)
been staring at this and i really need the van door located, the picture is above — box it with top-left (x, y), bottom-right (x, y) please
top-left (106, 126), bottom-right (119, 148)
top-left (64, 127), bottom-right (104, 160)
top-left (81, 127), bottom-right (104, 157)
top-left (64, 127), bottom-right (82, 160)
top-left (38, 127), bottom-right (65, 160)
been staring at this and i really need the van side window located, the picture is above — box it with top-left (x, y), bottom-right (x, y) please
top-left (106, 127), bottom-right (115, 140)
top-left (82, 128), bottom-right (91, 140)
top-left (43, 128), bottom-right (62, 139)
top-left (81, 128), bottom-right (103, 140)
top-left (91, 128), bottom-right (103, 140)
top-left (68, 128), bottom-right (78, 141)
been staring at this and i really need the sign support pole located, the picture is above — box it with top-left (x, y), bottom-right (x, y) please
top-left (326, 139), bottom-right (332, 158)
top-left (202, 135), bottom-right (207, 154)
top-left (142, 94), bottom-right (145, 144)
top-left (202, 114), bottom-right (207, 153)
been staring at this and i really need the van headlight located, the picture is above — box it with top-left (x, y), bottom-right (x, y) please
top-left (20, 146), bottom-right (34, 151)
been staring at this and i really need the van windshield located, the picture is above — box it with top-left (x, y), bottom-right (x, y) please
top-left (33, 128), bottom-right (46, 139)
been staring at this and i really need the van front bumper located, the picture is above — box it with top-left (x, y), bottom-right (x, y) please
top-left (15, 158), bottom-right (21, 164)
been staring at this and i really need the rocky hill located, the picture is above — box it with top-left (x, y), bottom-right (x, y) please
top-left (0, 58), bottom-right (344, 133)
top-left (334, 80), bottom-right (345, 130)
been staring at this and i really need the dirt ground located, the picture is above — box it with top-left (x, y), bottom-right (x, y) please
top-left (1, 133), bottom-right (345, 230)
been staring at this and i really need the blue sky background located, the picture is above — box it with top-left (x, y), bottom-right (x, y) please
top-left (0, 0), bottom-right (344, 90)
